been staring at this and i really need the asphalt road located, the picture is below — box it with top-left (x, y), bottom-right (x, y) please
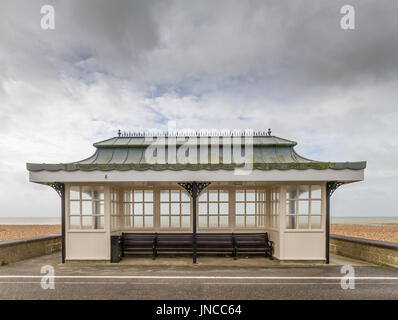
top-left (1, 253), bottom-right (398, 300)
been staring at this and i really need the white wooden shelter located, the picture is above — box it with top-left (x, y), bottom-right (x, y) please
top-left (26, 130), bottom-right (366, 263)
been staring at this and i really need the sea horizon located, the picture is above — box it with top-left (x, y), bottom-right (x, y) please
top-left (1, 216), bottom-right (398, 226)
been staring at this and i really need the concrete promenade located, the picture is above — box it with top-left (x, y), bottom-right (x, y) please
top-left (1, 252), bottom-right (398, 300)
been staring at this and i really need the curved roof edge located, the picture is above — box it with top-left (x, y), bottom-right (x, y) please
top-left (27, 161), bottom-right (366, 172)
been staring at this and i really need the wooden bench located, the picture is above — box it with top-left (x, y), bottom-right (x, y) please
top-left (154, 233), bottom-right (193, 257)
top-left (234, 233), bottom-right (274, 259)
top-left (196, 233), bottom-right (234, 256)
top-left (121, 232), bottom-right (273, 260)
top-left (121, 233), bottom-right (156, 259)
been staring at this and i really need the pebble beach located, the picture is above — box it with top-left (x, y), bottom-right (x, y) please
top-left (1, 224), bottom-right (398, 244)
top-left (0, 225), bottom-right (61, 242)
top-left (330, 225), bottom-right (398, 243)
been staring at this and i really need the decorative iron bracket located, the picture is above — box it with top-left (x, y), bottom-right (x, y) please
top-left (49, 182), bottom-right (65, 198)
top-left (178, 182), bottom-right (211, 198)
top-left (326, 181), bottom-right (344, 197)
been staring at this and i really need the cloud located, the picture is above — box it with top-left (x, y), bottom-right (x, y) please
top-left (0, 0), bottom-right (397, 217)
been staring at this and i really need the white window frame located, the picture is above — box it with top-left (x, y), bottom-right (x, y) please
top-left (68, 185), bottom-right (105, 230)
top-left (122, 189), bottom-right (155, 229)
top-left (198, 189), bottom-right (229, 230)
top-left (285, 184), bottom-right (323, 230)
top-left (159, 189), bottom-right (191, 230)
top-left (235, 189), bottom-right (267, 229)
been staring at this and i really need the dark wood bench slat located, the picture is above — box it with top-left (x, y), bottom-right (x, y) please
top-left (121, 232), bottom-right (273, 260)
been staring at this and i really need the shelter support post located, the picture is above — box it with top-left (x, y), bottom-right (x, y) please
top-left (326, 181), bottom-right (344, 264)
top-left (178, 181), bottom-right (211, 264)
top-left (50, 182), bottom-right (65, 264)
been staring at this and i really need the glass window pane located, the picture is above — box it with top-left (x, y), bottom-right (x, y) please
top-left (181, 191), bottom-right (190, 202)
top-left (219, 216), bottom-right (228, 227)
top-left (124, 191), bottom-right (132, 202)
top-left (298, 185), bottom-right (309, 199)
top-left (144, 216), bottom-right (153, 228)
top-left (134, 203), bottom-right (143, 215)
top-left (124, 203), bottom-right (132, 215)
top-left (246, 203), bottom-right (255, 215)
top-left (257, 202), bottom-right (265, 215)
top-left (160, 216), bottom-right (169, 227)
top-left (81, 187), bottom-right (92, 200)
top-left (144, 203), bottom-right (153, 215)
top-left (199, 203), bottom-right (207, 215)
top-left (236, 203), bottom-right (245, 214)
top-left (181, 202), bottom-right (190, 215)
top-left (236, 191), bottom-right (245, 202)
top-left (92, 187), bottom-right (104, 200)
top-left (209, 191), bottom-right (218, 201)
top-left (70, 186), bottom-right (80, 200)
top-left (144, 190), bottom-right (153, 202)
top-left (311, 216), bottom-right (321, 229)
top-left (134, 190), bottom-right (143, 202)
top-left (298, 200), bottom-right (309, 214)
top-left (198, 192), bottom-right (207, 202)
top-left (171, 216), bottom-right (180, 227)
top-left (298, 216), bottom-right (309, 229)
top-left (219, 191), bottom-right (228, 202)
top-left (236, 216), bottom-right (245, 227)
top-left (181, 216), bottom-right (190, 228)
top-left (82, 216), bottom-right (92, 229)
top-left (219, 202), bottom-right (228, 215)
top-left (69, 216), bottom-right (80, 229)
top-left (311, 200), bottom-right (321, 214)
top-left (82, 201), bottom-right (92, 214)
top-left (209, 203), bottom-right (218, 214)
top-left (258, 215), bottom-right (265, 227)
top-left (160, 190), bottom-right (169, 202)
top-left (199, 216), bottom-right (207, 227)
top-left (246, 190), bottom-right (255, 201)
top-left (286, 215), bottom-right (296, 229)
top-left (170, 190), bottom-right (179, 202)
top-left (94, 216), bottom-right (104, 229)
top-left (171, 203), bottom-right (180, 215)
top-left (286, 200), bottom-right (296, 214)
top-left (160, 203), bottom-right (169, 215)
top-left (93, 201), bottom-right (102, 215)
top-left (70, 201), bottom-right (80, 215)
top-left (134, 216), bottom-right (143, 228)
top-left (311, 185), bottom-right (322, 199)
top-left (286, 186), bottom-right (297, 199)
top-left (209, 216), bottom-right (218, 227)
top-left (246, 216), bottom-right (255, 227)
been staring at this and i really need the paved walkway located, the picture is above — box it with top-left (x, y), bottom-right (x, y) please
top-left (0, 252), bottom-right (397, 299)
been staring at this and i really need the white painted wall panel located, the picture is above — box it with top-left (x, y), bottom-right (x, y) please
top-left (282, 232), bottom-right (325, 260)
top-left (66, 232), bottom-right (109, 260)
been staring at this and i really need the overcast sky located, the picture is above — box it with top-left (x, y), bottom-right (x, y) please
top-left (0, 0), bottom-right (397, 218)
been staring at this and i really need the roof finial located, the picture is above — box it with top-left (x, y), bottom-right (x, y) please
top-left (117, 129), bottom-right (121, 137)
top-left (268, 128), bottom-right (272, 136)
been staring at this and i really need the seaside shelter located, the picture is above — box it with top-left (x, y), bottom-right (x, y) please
top-left (26, 130), bottom-right (366, 263)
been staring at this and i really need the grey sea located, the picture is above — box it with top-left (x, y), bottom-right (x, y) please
top-left (1, 217), bottom-right (397, 226)
top-left (331, 217), bottom-right (398, 226)
top-left (0, 217), bottom-right (61, 225)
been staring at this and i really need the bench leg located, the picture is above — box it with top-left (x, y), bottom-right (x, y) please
top-left (233, 248), bottom-right (237, 260)
top-left (267, 249), bottom-right (273, 260)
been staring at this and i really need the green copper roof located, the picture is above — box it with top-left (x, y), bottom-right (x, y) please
top-left (26, 135), bottom-right (366, 172)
